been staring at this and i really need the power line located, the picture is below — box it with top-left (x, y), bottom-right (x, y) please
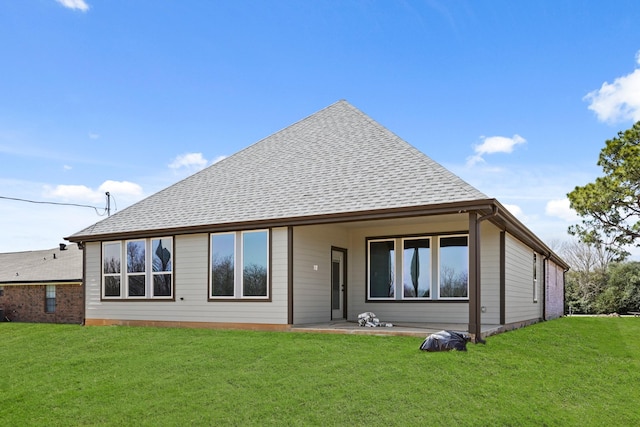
top-left (0, 195), bottom-right (109, 216)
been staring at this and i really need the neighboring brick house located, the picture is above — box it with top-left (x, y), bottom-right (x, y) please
top-left (0, 243), bottom-right (83, 324)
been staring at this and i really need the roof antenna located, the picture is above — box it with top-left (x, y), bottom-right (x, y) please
top-left (106, 192), bottom-right (111, 216)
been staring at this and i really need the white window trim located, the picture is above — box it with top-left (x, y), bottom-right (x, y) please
top-left (240, 230), bottom-right (270, 299)
top-left (210, 232), bottom-right (237, 299)
top-left (209, 230), bottom-right (270, 300)
top-left (102, 242), bottom-right (122, 299)
top-left (150, 237), bottom-right (174, 299)
top-left (436, 234), bottom-right (470, 301)
top-left (125, 239), bottom-right (147, 299)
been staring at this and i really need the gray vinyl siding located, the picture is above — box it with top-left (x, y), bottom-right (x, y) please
top-left (479, 222), bottom-right (501, 325)
top-left (504, 233), bottom-right (541, 324)
top-left (292, 224), bottom-right (348, 324)
top-left (85, 241), bottom-right (102, 317)
top-left (84, 229), bottom-right (289, 325)
top-left (83, 216), bottom-right (550, 328)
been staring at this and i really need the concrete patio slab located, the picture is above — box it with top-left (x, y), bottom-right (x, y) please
top-left (290, 321), bottom-right (503, 339)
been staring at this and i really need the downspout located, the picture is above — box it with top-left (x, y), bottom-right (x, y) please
top-left (287, 227), bottom-right (294, 325)
top-left (469, 205), bottom-right (499, 344)
top-left (478, 205), bottom-right (499, 223)
top-left (499, 231), bottom-right (506, 326)
top-left (563, 266), bottom-right (570, 316)
top-left (81, 242), bottom-right (86, 326)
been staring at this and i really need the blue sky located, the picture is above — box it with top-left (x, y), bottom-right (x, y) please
top-left (1, 0), bottom-right (640, 254)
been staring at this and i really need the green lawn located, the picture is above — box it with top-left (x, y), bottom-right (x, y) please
top-left (1, 317), bottom-right (639, 426)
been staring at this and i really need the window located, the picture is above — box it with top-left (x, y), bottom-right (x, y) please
top-left (367, 233), bottom-right (468, 301)
top-left (368, 239), bottom-right (395, 299)
top-left (403, 238), bottom-right (431, 298)
top-left (45, 285), bottom-right (56, 313)
top-left (103, 242), bottom-right (122, 297)
top-left (0, 286), bottom-right (4, 297)
top-left (152, 238), bottom-right (173, 297)
top-left (242, 231), bottom-right (268, 297)
top-left (127, 240), bottom-right (146, 297)
top-left (533, 253), bottom-right (538, 303)
top-left (211, 233), bottom-right (235, 297)
top-left (209, 230), bottom-right (269, 299)
top-left (438, 236), bottom-right (468, 298)
top-left (102, 238), bottom-right (173, 299)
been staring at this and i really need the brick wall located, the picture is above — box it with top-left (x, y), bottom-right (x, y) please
top-left (545, 261), bottom-right (565, 320)
top-left (0, 284), bottom-right (83, 324)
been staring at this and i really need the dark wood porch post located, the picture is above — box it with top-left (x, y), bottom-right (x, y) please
top-left (500, 231), bottom-right (506, 326)
top-left (468, 212), bottom-right (483, 343)
top-left (287, 226), bottom-right (294, 325)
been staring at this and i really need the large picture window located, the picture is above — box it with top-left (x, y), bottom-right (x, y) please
top-left (439, 236), bottom-right (468, 298)
top-left (367, 233), bottom-right (468, 301)
top-left (209, 230), bottom-right (269, 299)
top-left (102, 238), bottom-right (173, 299)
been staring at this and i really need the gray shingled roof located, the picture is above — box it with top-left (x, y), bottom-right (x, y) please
top-left (69, 100), bottom-right (488, 240)
top-left (0, 244), bottom-right (82, 284)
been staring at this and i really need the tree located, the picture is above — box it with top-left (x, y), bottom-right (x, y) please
top-left (211, 255), bottom-right (234, 296)
top-left (560, 239), bottom-right (610, 314)
top-left (595, 262), bottom-right (640, 314)
top-left (567, 121), bottom-right (640, 260)
top-left (439, 266), bottom-right (468, 298)
top-left (243, 263), bottom-right (267, 296)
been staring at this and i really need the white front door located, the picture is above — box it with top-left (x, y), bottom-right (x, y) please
top-left (331, 249), bottom-right (346, 320)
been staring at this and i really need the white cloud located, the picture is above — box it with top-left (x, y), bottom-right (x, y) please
top-left (0, 178), bottom-right (147, 252)
top-left (98, 180), bottom-right (143, 197)
top-left (502, 203), bottom-right (525, 220)
top-left (545, 198), bottom-right (578, 222)
top-left (44, 180), bottom-right (142, 204)
top-left (45, 184), bottom-right (100, 202)
top-left (467, 134), bottom-right (526, 166)
top-left (89, 132), bottom-right (100, 140)
top-left (584, 50), bottom-right (640, 123)
top-left (55, 0), bottom-right (90, 12)
top-left (169, 152), bottom-right (209, 172)
top-left (63, 165), bottom-right (72, 171)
